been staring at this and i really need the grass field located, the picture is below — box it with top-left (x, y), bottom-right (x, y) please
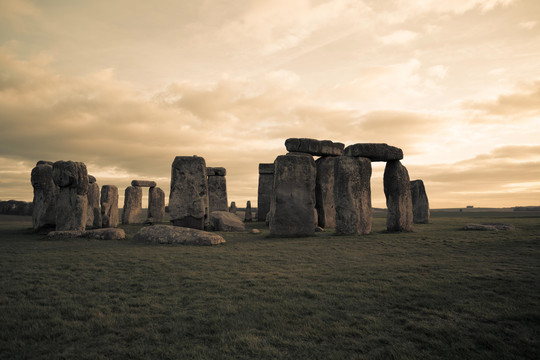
top-left (0, 211), bottom-right (539, 359)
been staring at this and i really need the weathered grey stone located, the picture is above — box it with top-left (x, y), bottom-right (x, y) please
top-left (208, 173), bottom-right (228, 212)
top-left (258, 163), bottom-right (274, 221)
top-left (52, 161), bottom-right (89, 231)
top-left (344, 143), bottom-right (403, 161)
top-left (244, 200), bottom-right (253, 222)
top-left (269, 154), bottom-right (316, 236)
top-left (229, 201), bottom-right (237, 214)
top-left (36, 160), bottom-right (53, 166)
top-left (100, 185), bottom-right (119, 228)
top-left (31, 162), bottom-right (58, 231)
top-left (206, 167), bottom-right (226, 176)
top-left (251, 229), bottom-right (261, 234)
top-left (334, 156), bottom-right (372, 235)
top-left (131, 180), bottom-right (157, 187)
top-left (463, 223), bottom-right (515, 231)
top-left (83, 228), bottom-right (125, 240)
top-left (384, 160), bottom-right (413, 232)
top-left (410, 180), bottom-right (430, 224)
top-left (148, 186), bottom-right (165, 222)
top-left (122, 186), bottom-right (143, 224)
top-left (86, 182), bottom-right (102, 228)
top-left (209, 211), bottom-right (245, 231)
top-left (133, 225), bottom-right (225, 245)
top-left (88, 175), bottom-right (97, 184)
top-left (169, 156), bottom-right (208, 230)
top-left (47, 230), bottom-right (83, 239)
top-left (315, 157), bottom-right (337, 228)
top-left (259, 163), bottom-right (275, 174)
top-left (285, 138), bottom-right (344, 156)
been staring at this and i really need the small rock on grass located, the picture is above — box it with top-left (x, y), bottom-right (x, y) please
top-left (462, 223), bottom-right (515, 231)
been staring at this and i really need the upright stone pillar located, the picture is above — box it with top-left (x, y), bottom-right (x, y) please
top-left (86, 175), bottom-right (102, 228)
top-left (334, 156), bottom-right (372, 235)
top-left (257, 163), bottom-right (274, 222)
top-left (384, 160), bottom-right (413, 232)
top-left (244, 200), bottom-right (253, 222)
top-left (148, 186), bottom-right (165, 222)
top-left (207, 167), bottom-right (228, 212)
top-left (169, 156), bottom-right (208, 230)
top-left (315, 157), bottom-right (337, 228)
top-left (30, 160), bottom-right (58, 231)
top-left (410, 180), bottom-right (430, 224)
top-left (101, 185), bottom-right (119, 228)
top-left (229, 201), bottom-right (237, 214)
top-left (122, 186), bottom-right (143, 224)
top-left (269, 153), bottom-right (316, 236)
top-left (52, 161), bottom-right (89, 231)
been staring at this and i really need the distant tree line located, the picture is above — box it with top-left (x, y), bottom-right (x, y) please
top-left (0, 200), bottom-right (33, 216)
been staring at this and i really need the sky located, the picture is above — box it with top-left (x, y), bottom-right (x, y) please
top-left (0, 0), bottom-right (539, 209)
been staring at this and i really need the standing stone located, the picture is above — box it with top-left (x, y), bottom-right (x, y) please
top-left (52, 161), bottom-right (89, 231)
top-left (384, 160), bottom-right (413, 232)
top-left (122, 186), bottom-right (143, 224)
top-left (169, 156), bottom-right (208, 230)
top-left (101, 185), bottom-right (119, 228)
top-left (257, 163), bottom-right (274, 222)
top-left (229, 201), bottom-right (237, 214)
top-left (269, 153), bottom-right (316, 236)
top-left (86, 178), bottom-right (102, 228)
top-left (410, 180), bottom-right (430, 224)
top-left (207, 167), bottom-right (228, 212)
top-left (334, 156), bottom-right (372, 235)
top-left (244, 201), bottom-right (253, 222)
top-left (148, 186), bottom-right (165, 222)
top-left (315, 157), bottom-right (337, 228)
top-left (31, 161), bottom-right (58, 231)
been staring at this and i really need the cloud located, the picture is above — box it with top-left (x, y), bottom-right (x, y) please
top-left (0, 0), bottom-right (41, 29)
top-left (378, 30), bottom-right (418, 45)
top-left (518, 21), bottom-right (537, 30)
top-left (465, 81), bottom-right (540, 117)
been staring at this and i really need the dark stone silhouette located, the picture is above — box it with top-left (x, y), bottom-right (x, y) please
top-left (122, 186), bottom-right (143, 224)
top-left (169, 156), bottom-right (208, 230)
top-left (100, 185), bottom-right (119, 228)
top-left (384, 160), bottom-right (413, 232)
top-left (315, 157), bottom-right (337, 228)
top-left (410, 179), bottom-right (430, 224)
top-left (52, 161), bottom-right (89, 231)
top-left (269, 153), bottom-right (316, 236)
top-left (257, 163), bottom-right (274, 221)
top-left (344, 143), bottom-right (403, 161)
top-left (148, 186), bottom-right (165, 222)
top-left (31, 161), bottom-right (57, 230)
top-left (285, 138), bottom-right (344, 156)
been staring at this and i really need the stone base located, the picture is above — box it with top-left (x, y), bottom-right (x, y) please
top-left (171, 216), bottom-right (205, 230)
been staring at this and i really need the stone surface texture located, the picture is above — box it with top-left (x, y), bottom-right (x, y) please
top-left (169, 156), bottom-right (208, 230)
top-left (410, 179), bottom-right (430, 224)
top-left (83, 228), bottom-right (125, 240)
top-left (463, 223), bottom-right (515, 231)
top-left (206, 167), bottom-right (226, 176)
top-left (344, 143), bottom-right (403, 161)
top-left (209, 211), bottom-right (245, 231)
top-left (315, 156), bottom-right (337, 228)
top-left (100, 185), bottom-right (119, 228)
top-left (334, 156), bottom-right (372, 235)
top-left (52, 161), bottom-right (89, 231)
top-left (257, 163), bottom-right (274, 221)
top-left (148, 186), bottom-right (165, 222)
top-left (269, 153), bottom-right (316, 236)
top-left (285, 138), bottom-right (344, 156)
top-left (133, 225), bottom-right (225, 245)
top-left (384, 160), bottom-right (413, 232)
top-left (208, 173), bottom-right (228, 212)
top-left (122, 186), bottom-right (143, 224)
top-left (86, 182), bottom-right (102, 228)
top-left (131, 180), bottom-right (157, 187)
top-left (31, 162), bottom-right (58, 231)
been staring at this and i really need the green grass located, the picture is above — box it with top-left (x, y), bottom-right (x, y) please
top-left (0, 212), bottom-right (539, 359)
